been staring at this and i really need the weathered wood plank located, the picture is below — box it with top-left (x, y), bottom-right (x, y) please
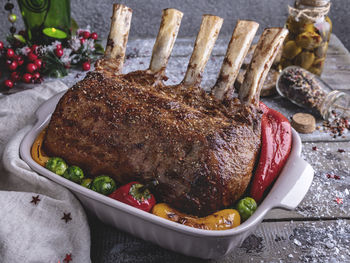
top-left (89, 212), bottom-right (350, 263)
top-left (265, 141), bottom-right (350, 220)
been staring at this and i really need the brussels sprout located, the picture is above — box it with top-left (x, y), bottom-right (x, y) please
top-left (236, 197), bottom-right (257, 221)
top-left (295, 51), bottom-right (315, 70)
top-left (45, 157), bottom-right (68, 175)
top-left (296, 31), bottom-right (322, 50)
top-left (282, 40), bottom-right (302, 60)
top-left (81, 178), bottom-right (93, 189)
top-left (63, 166), bottom-right (84, 183)
top-left (91, 175), bottom-right (116, 195)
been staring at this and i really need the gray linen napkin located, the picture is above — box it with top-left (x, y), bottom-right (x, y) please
top-left (0, 81), bottom-right (91, 263)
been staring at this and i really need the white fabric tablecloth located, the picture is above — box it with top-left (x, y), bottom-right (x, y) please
top-left (0, 81), bottom-right (91, 263)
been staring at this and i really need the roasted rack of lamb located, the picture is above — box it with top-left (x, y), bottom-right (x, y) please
top-left (43, 4), bottom-right (288, 216)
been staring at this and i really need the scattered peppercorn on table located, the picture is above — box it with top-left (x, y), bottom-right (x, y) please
top-left (4, 34), bottom-right (349, 262)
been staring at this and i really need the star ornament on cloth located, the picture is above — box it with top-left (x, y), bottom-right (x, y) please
top-left (335, 197), bottom-right (344, 204)
top-left (30, 195), bottom-right (41, 205)
top-left (61, 212), bottom-right (72, 223)
top-left (63, 253), bottom-right (72, 263)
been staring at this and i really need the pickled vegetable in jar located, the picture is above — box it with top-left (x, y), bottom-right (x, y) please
top-left (276, 66), bottom-right (350, 120)
top-left (279, 0), bottom-right (332, 76)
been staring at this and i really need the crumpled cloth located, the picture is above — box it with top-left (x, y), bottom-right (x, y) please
top-left (0, 81), bottom-right (91, 263)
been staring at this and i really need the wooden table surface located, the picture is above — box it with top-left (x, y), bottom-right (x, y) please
top-left (70, 34), bottom-right (350, 262)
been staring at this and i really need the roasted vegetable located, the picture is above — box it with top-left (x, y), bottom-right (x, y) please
top-left (250, 102), bottom-right (292, 203)
top-left (45, 157), bottom-right (68, 176)
top-left (91, 175), bottom-right (116, 195)
top-left (109, 181), bottom-right (156, 212)
top-left (81, 178), bottom-right (93, 189)
top-left (236, 197), bottom-right (257, 221)
top-left (31, 128), bottom-right (49, 167)
top-left (152, 203), bottom-right (241, 230)
top-left (63, 166), bottom-right (84, 183)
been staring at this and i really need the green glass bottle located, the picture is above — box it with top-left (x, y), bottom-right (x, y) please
top-left (17, 0), bottom-right (71, 44)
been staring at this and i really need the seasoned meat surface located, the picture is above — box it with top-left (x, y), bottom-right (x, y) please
top-left (44, 72), bottom-right (261, 216)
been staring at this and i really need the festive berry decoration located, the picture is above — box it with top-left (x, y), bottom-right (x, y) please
top-left (33, 72), bottom-right (41, 80)
top-left (31, 44), bottom-right (39, 54)
top-left (16, 55), bottom-right (24, 66)
top-left (56, 44), bottom-right (63, 50)
top-left (22, 73), bottom-right (32, 83)
top-left (8, 13), bottom-right (17, 23)
top-left (6, 59), bottom-right (12, 66)
top-left (91, 32), bottom-right (98, 40)
top-left (6, 48), bottom-right (15, 58)
top-left (80, 38), bottom-right (86, 45)
top-left (10, 26), bottom-right (16, 34)
top-left (10, 71), bottom-right (21, 82)
top-left (34, 59), bottom-right (42, 69)
top-left (55, 48), bottom-right (64, 58)
top-left (26, 63), bottom-right (37, 73)
top-left (27, 52), bottom-right (38, 61)
top-left (64, 253), bottom-right (72, 263)
top-left (82, 31), bottom-right (90, 39)
top-left (0, 41), bottom-right (4, 50)
top-left (5, 3), bottom-right (14, 11)
top-left (4, 79), bottom-right (14, 88)
top-left (8, 60), bottom-right (18, 71)
top-left (82, 61), bottom-right (91, 71)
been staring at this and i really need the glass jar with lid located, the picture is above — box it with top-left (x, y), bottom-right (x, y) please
top-left (276, 66), bottom-right (350, 120)
top-left (278, 0), bottom-right (332, 76)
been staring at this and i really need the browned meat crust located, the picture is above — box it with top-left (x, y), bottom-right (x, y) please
top-left (44, 72), bottom-right (261, 216)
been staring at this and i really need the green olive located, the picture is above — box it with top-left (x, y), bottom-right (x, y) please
top-left (45, 157), bottom-right (68, 176)
top-left (295, 51), bottom-right (315, 70)
top-left (81, 178), bottom-right (93, 189)
top-left (296, 31), bottom-right (322, 50)
top-left (91, 175), bottom-right (116, 195)
top-left (282, 40), bottom-right (302, 59)
top-left (63, 166), bottom-right (84, 183)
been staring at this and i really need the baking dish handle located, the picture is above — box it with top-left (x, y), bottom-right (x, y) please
top-left (269, 156), bottom-right (314, 210)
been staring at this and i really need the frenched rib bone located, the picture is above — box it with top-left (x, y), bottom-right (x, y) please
top-left (182, 15), bottom-right (223, 87)
top-left (149, 9), bottom-right (183, 75)
top-left (212, 20), bottom-right (259, 100)
top-left (95, 4), bottom-right (132, 75)
top-left (239, 28), bottom-right (288, 105)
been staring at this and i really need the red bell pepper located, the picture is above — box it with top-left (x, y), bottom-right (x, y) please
top-left (109, 181), bottom-right (156, 212)
top-left (250, 102), bottom-right (292, 203)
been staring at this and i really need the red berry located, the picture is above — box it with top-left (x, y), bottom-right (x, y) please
top-left (0, 41), bottom-right (4, 50)
top-left (22, 73), bottom-right (32, 83)
top-left (26, 63), bottom-right (38, 73)
top-left (6, 49), bottom-right (15, 58)
top-left (82, 31), bottom-right (90, 39)
top-left (80, 38), bottom-right (86, 45)
top-left (8, 61), bottom-right (18, 71)
top-left (82, 61), bottom-right (91, 71)
top-left (90, 32), bottom-right (98, 40)
top-left (34, 59), bottom-right (42, 69)
top-left (56, 44), bottom-right (63, 50)
top-left (55, 48), bottom-right (63, 58)
top-left (33, 72), bottom-right (40, 80)
top-left (6, 59), bottom-right (12, 66)
top-left (4, 79), bottom-right (14, 88)
top-left (27, 52), bottom-right (38, 61)
top-left (16, 56), bottom-right (24, 66)
top-left (10, 71), bottom-right (21, 82)
top-left (31, 45), bottom-right (39, 54)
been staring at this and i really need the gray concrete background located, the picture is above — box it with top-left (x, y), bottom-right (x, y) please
top-left (1, 0), bottom-right (349, 50)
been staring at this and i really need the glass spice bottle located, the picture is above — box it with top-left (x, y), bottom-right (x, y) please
top-left (278, 0), bottom-right (332, 76)
top-left (276, 66), bottom-right (350, 120)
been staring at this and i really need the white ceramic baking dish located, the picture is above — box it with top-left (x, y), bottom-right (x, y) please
top-left (20, 91), bottom-right (314, 259)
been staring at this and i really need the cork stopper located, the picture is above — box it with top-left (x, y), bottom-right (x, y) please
top-left (291, 113), bottom-right (316, 133)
